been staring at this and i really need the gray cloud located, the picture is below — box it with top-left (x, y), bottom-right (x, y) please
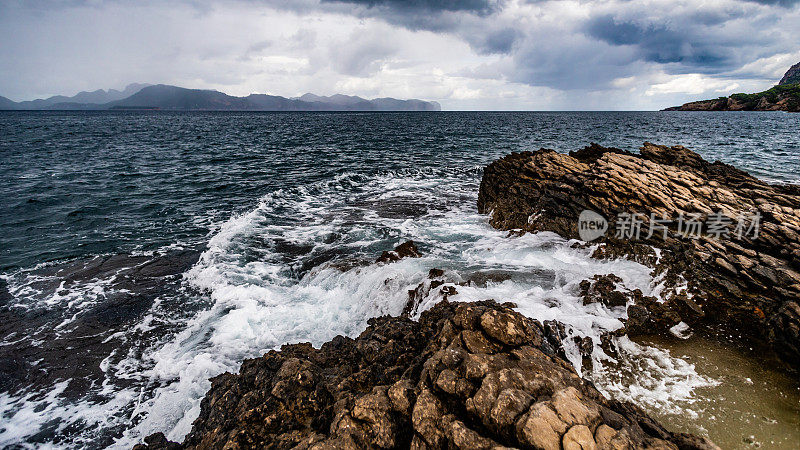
top-left (584, 15), bottom-right (734, 68)
top-left (470, 27), bottom-right (519, 54)
top-left (321, 0), bottom-right (499, 14)
top-left (329, 29), bottom-right (399, 76)
top-left (1, 0), bottom-right (798, 109)
top-left (744, 0), bottom-right (800, 6)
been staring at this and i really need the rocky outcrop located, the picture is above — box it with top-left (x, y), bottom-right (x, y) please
top-left (134, 301), bottom-right (716, 450)
top-left (779, 61), bottom-right (800, 86)
top-left (664, 62), bottom-right (800, 112)
top-left (377, 240), bottom-right (422, 263)
top-left (478, 143), bottom-right (800, 367)
top-left (662, 89), bottom-right (799, 112)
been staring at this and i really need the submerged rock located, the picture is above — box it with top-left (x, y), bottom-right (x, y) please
top-left (0, 249), bottom-right (202, 403)
top-left (478, 142), bottom-right (800, 367)
top-left (135, 301), bottom-right (716, 449)
top-left (377, 240), bottom-right (422, 263)
top-left (580, 274), bottom-right (627, 308)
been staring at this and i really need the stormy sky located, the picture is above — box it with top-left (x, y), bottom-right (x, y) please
top-left (1, 0), bottom-right (798, 110)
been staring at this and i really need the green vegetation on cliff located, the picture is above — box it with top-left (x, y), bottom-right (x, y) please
top-left (664, 82), bottom-right (800, 112)
top-left (779, 62), bottom-right (800, 86)
top-left (729, 83), bottom-right (800, 110)
top-left (664, 61), bottom-right (800, 112)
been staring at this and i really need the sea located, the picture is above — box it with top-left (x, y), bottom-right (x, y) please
top-left (1, 111), bottom-right (799, 449)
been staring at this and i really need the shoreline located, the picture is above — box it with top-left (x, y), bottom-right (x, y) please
top-left (4, 109), bottom-right (799, 447)
top-left (135, 142), bottom-right (800, 448)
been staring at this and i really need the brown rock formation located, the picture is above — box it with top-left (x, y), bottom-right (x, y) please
top-left (663, 94), bottom-right (798, 112)
top-left (377, 240), bottom-right (422, 263)
top-left (779, 61), bottom-right (800, 86)
top-left (134, 301), bottom-right (716, 450)
top-left (664, 62), bottom-right (800, 111)
top-left (478, 143), bottom-right (800, 366)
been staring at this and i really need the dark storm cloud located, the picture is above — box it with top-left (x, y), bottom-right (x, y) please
top-left (582, 12), bottom-right (784, 78)
top-left (585, 15), bottom-right (733, 68)
top-left (317, 0), bottom-right (504, 33)
top-left (744, 0), bottom-right (800, 6)
top-left (321, 0), bottom-right (499, 14)
top-left (471, 27), bottom-right (519, 54)
top-left (311, 0), bottom-right (798, 89)
top-left (507, 39), bottom-right (640, 90)
top-left (318, 0), bottom-right (522, 56)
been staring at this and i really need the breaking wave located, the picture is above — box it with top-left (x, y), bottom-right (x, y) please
top-left (2, 166), bottom-right (716, 448)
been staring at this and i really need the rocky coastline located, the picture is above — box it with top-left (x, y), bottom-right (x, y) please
top-left (135, 299), bottom-right (718, 450)
top-left (661, 88), bottom-right (799, 112)
top-left (478, 142), bottom-right (800, 367)
top-left (663, 61), bottom-right (800, 112)
top-left (135, 142), bottom-right (800, 449)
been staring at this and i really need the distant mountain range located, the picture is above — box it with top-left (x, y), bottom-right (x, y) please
top-left (664, 61), bottom-right (800, 112)
top-left (2, 83), bottom-right (152, 110)
top-left (0, 84), bottom-right (441, 111)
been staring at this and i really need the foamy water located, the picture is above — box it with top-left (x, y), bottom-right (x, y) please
top-left (1, 165), bottom-right (719, 449)
top-left (5, 111), bottom-right (797, 448)
top-left (109, 168), bottom-right (715, 446)
top-left (1, 166), bottom-right (720, 448)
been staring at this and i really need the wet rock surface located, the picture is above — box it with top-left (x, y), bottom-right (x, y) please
top-left (404, 268), bottom-right (458, 317)
top-left (377, 240), bottom-right (422, 264)
top-left (135, 301), bottom-right (716, 449)
top-left (478, 142), bottom-right (800, 367)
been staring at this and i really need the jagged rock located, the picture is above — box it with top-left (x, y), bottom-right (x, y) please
top-left (134, 301), bottom-right (716, 450)
top-left (132, 433), bottom-right (181, 450)
top-left (578, 274), bottom-right (700, 337)
top-left (428, 268), bottom-right (444, 278)
top-left (779, 61), bottom-right (800, 86)
top-left (404, 268), bottom-right (457, 317)
top-left (625, 304), bottom-right (652, 335)
top-left (479, 142), bottom-right (800, 366)
top-left (768, 300), bottom-right (800, 364)
top-left (580, 274), bottom-right (627, 308)
top-left (377, 240), bottom-right (422, 263)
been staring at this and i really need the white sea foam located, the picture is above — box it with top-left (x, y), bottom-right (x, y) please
top-left (0, 167), bottom-right (720, 448)
top-left (112, 168), bottom-right (718, 447)
top-left (593, 337), bottom-right (719, 416)
top-left (0, 380), bottom-right (138, 449)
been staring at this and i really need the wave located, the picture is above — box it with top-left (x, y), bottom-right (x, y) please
top-left (1, 165), bottom-right (716, 448)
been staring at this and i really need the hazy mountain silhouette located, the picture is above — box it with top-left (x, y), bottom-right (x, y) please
top-left (8, 83), bottom-right (151, 110)
top-left (1, 84), bottom-right (441, 111)
top-left (0, 96), bottom-right (16, 110)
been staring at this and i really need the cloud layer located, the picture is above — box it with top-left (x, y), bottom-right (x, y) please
top-left (0, 0), bottom-right (798, 109)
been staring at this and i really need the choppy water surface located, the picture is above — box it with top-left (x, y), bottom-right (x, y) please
top-left (1, 111), bottom-right (799, 448)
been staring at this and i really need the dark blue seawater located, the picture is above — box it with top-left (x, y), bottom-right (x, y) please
top-left (0, 110), bottom-right (798, 448)
top-left (2, 111), bottom-right (798, 271)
